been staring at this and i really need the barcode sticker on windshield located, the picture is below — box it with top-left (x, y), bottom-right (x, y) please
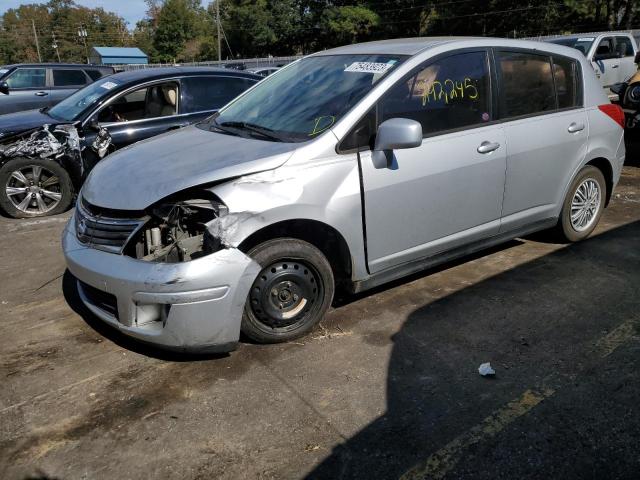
top-left (100, 81), bottom-right (118, 90)
top-left (345, 62), bottom-right (394, 74)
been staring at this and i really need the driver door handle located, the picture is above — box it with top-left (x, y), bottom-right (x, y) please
top-left (34, 91), bottom-right (48, 96)
top-left (477, 141), bottom-right (500, 154)
top-left (568, 122), bottom-right (585, 133)
top-left (612, 64), bottom-right (620, 68)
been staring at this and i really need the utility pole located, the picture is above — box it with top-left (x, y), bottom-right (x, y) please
top-left (52, 32), bottom-right (61, 62)
top-left (32, 20), bottom-right (42, 62)
top-left (77, 25), bottom-right (89, 64)
top-left (216, 0), bottom-right (221, 62)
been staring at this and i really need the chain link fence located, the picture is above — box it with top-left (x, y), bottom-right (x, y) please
top-left (112, 55), bottom-right (303, 72)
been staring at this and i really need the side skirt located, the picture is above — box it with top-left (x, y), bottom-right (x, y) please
top-left (350, 217), bottom-right (557, 294)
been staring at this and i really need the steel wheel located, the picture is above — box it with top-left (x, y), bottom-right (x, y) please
top-left (5, 164), bottom-right (63, 215)
top-left (570, 178), bottom-right (601, 232)
top-left (249, 260), bottom-right (324, 332)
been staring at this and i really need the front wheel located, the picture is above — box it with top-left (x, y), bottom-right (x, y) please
top-left (0, 157), bottom-right (74, 218)
top-left (241, 238), bottom-right (335, 343)
top-left (555, 166), bottom-right (606, 242)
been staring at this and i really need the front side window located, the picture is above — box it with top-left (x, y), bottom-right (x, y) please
top-left (53, 69), bottom-right (88, 87)
top-left (203, 54), bottom-right (406, 142)
top-left (379, 51), bottom-right (492, 136)
top-left (497, 51), bottom-right (555, 118)
top-left (5, 68), bottom-right (45, 89)
top-left (182, 76), bottom-right (256, 113)
top-left (595, 38), bottom-right (615, 58)
top-left (97, 81), bottom-right (179, 123)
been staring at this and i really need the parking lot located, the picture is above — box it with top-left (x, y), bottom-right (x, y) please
top-left (0, 161), bottom-right (638, 479)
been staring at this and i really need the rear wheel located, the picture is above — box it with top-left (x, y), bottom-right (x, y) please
top-left (0, 157), bottom-right (74, 218)
top-left (555, 165), bottom-right (606, 242)
top-left (241, 238), bottom-right (334, 343)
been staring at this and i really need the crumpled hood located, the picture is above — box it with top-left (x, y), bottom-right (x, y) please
top-left (0, 109), bottom-right (58, 139)
top-left (82, 125), bottom-right (297, 210)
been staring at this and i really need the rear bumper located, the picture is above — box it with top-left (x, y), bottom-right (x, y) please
top-left (62, 220), bottom-right (260, 353)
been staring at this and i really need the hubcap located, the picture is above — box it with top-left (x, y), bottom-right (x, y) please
top-left (570, 178), bottom-right (601, 232)
top-left (249, 260), bottom-right (322, 330)
top-left (5, 165), bottom-right (62, 215)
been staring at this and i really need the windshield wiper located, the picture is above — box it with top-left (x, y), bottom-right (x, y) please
top-left (218, 121), bottom-right (284, 142)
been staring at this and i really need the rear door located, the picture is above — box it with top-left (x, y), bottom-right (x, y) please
top-left (497, 50), bottom-right (588, 232)
top-left (0, 67), bottom-right (48, 114)
top-left (360, 49), bottom-right (506, 273)
top-left (49, 68), bottom-right (91, 106)
top-left (181, 75), bottom-right (258, 116)
top-left (613, 35), bottom-right (637, 82)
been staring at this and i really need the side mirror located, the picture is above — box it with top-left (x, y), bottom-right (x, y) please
top-left (0, 81), bottom-right (9, 95)
top-left (372, 118), bottom-right (422, 169)
top-left (87, 117), bottom-right (100, 131)
top-left (635, 52), bottom-right (640, 64)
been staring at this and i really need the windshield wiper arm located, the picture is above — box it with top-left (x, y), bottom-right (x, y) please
top-left (218, 121), bottom-right (284, 142)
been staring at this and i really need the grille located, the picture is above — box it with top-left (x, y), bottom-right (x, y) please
top-left (75, 200), bottom-right (146, 253)
top-left (78, 281), bottom-right (119, 319)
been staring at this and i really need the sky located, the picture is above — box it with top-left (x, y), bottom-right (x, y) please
top-left (1, 0), bottom-right (148, 28)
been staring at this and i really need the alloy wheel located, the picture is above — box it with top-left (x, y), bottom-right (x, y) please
top-left (5, 165), bottom-right (62, 215)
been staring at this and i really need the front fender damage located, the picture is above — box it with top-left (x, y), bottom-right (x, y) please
top-left (0, 124), bottom-right (113, 180)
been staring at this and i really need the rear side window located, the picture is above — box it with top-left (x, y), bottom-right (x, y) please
top-left (379, 51), bottom-right (493, 137)
top-left (182, 76), bottom-right (256, 112)
top-left (497, 51), bottom-right (555, 118)
top-left (615, 37), bottom-right (634, 57)
top-left (5, 68), bottom-right (45, 88)
top-left (553, 56), bottom-right (581, 109)
top-left (53, 69), bottom-right (88, 87)
top-left (85, 69), bottom-right (106, 81)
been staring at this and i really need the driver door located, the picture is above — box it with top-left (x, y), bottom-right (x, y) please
top-left (360, 50), bottom-right (506, 274)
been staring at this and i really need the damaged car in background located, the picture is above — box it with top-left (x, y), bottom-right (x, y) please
top-left (64, 38), bottom-right (625, 353)
top-left (0, 67), bottom-right (259, 218)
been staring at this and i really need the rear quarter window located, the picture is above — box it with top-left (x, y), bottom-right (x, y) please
top-left (182, 76), bottom-right (256, 113)
top-left (496, 51), bottom-right (556, 118)
top-left (552, 56), bottom-right (582, 109)
top-left (85, 69), bottom-right (107, 81)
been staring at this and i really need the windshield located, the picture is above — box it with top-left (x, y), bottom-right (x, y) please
top-left (548, 37), bottom-right (595, 56)
top-left (48, 78), bottom-right (122, 121)
top-left (201, 54), bottom-right (406, 142)
top-left (0, 68), bottom-right (9, 79)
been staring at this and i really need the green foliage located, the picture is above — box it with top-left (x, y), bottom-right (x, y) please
top-left (0, 0), bottom-right (639, 64)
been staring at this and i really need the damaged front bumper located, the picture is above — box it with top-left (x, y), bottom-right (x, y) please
top-left (62, 220), bottom-right (260, 353)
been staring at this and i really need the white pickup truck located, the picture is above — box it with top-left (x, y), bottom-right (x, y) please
top-left (545, 32), bottom-right (639, 98)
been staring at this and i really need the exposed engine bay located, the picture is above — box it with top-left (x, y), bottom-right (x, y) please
top-left (127, 198), bottom-right (229, 262)
top-left (0, 123), bottom-right (113, 173)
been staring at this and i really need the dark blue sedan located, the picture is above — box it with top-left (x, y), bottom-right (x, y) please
top-left (0, 67), bottom-right (261, 218)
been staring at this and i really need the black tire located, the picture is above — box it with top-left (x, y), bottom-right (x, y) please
top-left (241, 238), bottom-right (335, 343)
top-left (555, 165), bottom-right (606, 242)
top-left (0, 157), bottom-right (74, 219)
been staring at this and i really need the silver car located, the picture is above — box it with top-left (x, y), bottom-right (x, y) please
top-left (63, 37), bottom-right (626, 353)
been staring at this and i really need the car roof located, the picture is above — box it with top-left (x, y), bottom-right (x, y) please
top-left (0, 63), bottom-right (114, 69)
top-left (106, 66), bottom-right (262, 83)
top-left (310, 36), bottom-right (588, 62)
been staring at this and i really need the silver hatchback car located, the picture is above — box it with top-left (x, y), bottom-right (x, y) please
top-left (63, 37), bottom-right (626, 353)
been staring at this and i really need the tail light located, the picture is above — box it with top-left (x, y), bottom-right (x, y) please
top-left (598, 104), bottom-right (625, 128)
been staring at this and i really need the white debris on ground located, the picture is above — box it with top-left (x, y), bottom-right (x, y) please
top-left (478, 362), bottom-right (496, 376)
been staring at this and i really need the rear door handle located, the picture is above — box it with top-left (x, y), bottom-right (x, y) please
top-left (477, 141), bottom-right (500, 154)
top-left (568, 122), bottom-right (585, 133)
top-left (34, 91), bottom-right (48, 96)
top-left (612, 64), bottom-right (620, 68)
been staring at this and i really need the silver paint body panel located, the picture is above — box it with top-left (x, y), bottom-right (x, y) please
top-left (66, 37), bottom-right (624, 351)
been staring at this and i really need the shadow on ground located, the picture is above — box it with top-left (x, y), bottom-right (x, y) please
top-left (308, 220), bottom-right (640, 479)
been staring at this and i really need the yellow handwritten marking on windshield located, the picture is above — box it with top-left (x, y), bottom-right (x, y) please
top-left (422, 77), bottom-right (479, 105)
top-left (309, 115), bottom-right (336, 136)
